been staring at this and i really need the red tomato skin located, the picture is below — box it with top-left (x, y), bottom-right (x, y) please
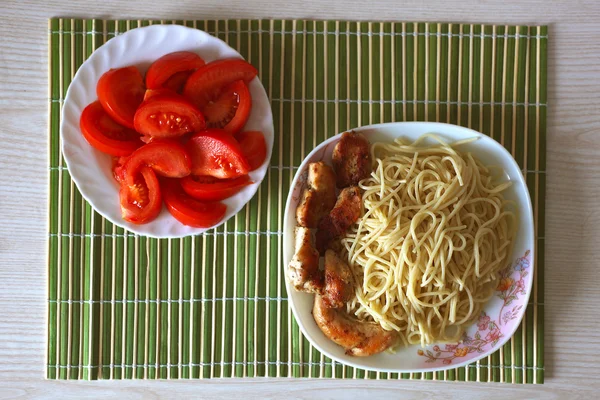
top-left (143, 88), bottom-right (177, 101)
top-left (181, 175), bottom-right (252, 201)
top-left (145, 51), bottom-right (205, 89)
top-left (80, 101), bottom-right (142, 156)
top-left (119, 166), bottom-right (162, 224)
top-left (223, 80), bottom-right (252, 135)
top-left (112, 156), bottom-right (129, 183)
top-left (234, 131), bottom-right (268, 171)
top-left (183, 59), bottom-right (257, 109)
top-left (162, 179), bottom-right (227, 228)
top-left (161, 71), bottom-right (193, 93)
top-left (187, 129), bottom-right (250, 179)
top-left (123, 140), bottom-right (191, 185)
top-left (133, 93), bottom-right (206, 138)
top-left (201, 80), bottom-right (252, 135)
top-left (97, 66), bottom-right (145, 129)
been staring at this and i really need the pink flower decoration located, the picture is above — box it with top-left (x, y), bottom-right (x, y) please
top-left (477, 314), bottom-right (491, 331)
top-left (516, 279), bottom-right (525, 293)
top-left (485, 328), bottom-right (502, 342)
top-left (415, 250), bottom-right (530, 366)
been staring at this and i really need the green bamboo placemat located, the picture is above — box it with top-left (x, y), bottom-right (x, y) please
top-left (47, 18), bottom-right (547, 383)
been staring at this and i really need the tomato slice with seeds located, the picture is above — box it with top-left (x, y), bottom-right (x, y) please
top-left (123, 140), bottom-right (191, 185)
top-left (183, 59), bottom-right (257, 110)
top-left (200, 80), bottom-right (251, 135)
top-left (119, 166), bottom-right (162, 224)
top-left (133, 92), bottom-right (205, 138)
top-left (162, 178), bottom-right (227, 228)
top-left (97, 66), bottom-right (145, 129)
top-left (235, 131), bottom-right (268, 171)
top-left (145, 51), bottom-right (205, 90)
top-left (181, 175), bottom-right (252, 201)
top-left (187, 129), bottom-right (250, 179)
top-left (80, 101), bottom-right (142, 156)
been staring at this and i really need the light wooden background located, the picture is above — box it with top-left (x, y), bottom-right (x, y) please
top-left (1, 0), bottom-right (599, 398)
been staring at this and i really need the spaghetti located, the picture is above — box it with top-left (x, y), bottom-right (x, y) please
top-left (341, 134), bottom-right (516, 347)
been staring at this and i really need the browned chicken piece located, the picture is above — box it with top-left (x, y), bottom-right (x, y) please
top-left (287, 227), bottom-right (324, 294)
top-left (313, 295), bottom-right (398, 356)
top-left (332, 131), bottom-right (372, 188)
top-left (322, 250), bottom-right (354, 309)
top-left (316, 186), bottom-right (362, 254)
top-left (296, 162), bottom-right (337, 228)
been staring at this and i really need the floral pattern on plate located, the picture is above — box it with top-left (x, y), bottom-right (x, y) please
top-left (418, 250), bottom-right (531, 365)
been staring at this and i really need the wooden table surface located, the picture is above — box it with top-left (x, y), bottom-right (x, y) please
top-left (1, 0), bottom-right (599, 398)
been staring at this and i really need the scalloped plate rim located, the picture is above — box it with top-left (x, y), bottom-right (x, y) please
top-left (60, 24), bottom-right (274, 238)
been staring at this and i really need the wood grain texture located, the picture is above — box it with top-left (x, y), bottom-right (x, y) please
top-left (0, 0), bottom-right (599, 397)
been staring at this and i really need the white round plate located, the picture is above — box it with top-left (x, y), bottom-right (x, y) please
top-left (284, 122), bottom-right (534, 373)
top-left (61, 25), bottom-right (274, 238)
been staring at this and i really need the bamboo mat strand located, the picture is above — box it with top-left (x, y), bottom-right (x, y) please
top-left (47, 18), bottom-right (547, 382)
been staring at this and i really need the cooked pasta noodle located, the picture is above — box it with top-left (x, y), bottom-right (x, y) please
top-left (341, 134), bottom-right (516, 347)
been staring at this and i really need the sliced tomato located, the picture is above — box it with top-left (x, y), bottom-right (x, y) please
top-left (112, 156), bottom-right (129, 183)
top-left (143, 88), bottom-right (176, 101)
top-left (145, 51), bottom-right (205, 90)
top-left (123, 140), bottom-right (191, 185)
top-left (235, 131), bottom-right (267, 170)
top-left (119, 166), bottom-right (162, 224)
top-left (162, 179), bottom-right (227, 228)
top-left (183, 59), bottom-right (257, 110)
top-left (140, 135), bottom-right (153, 144)
top-left (133, 92), bottom-right (205, 138)
top-left (200, 80), bottom-right (251, 135)
top-left (187, 129), bottom-right (250, 179)
top-left (162, 71), bottom-right (192, 93)
top-left (80, 101), bottom-right (142, 156)
top-left (97, 66), bottom-right (145, 129)
top-left (181, 175), bottom-right (252, 201)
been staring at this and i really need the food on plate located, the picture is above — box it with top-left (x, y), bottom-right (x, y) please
top-left (235, 130), bottom-right (268, 171)
top-left (287, 131), bottom-right (395, 356)
top-left (295, 161), bottom-right (337, 228)
top-left (79, 53), bottom-right (268, 227)
top-left (162, 178), bottom-right (227, 228)
top-left (133, 92), bottom-right (206, 137)
top-left (316, 186), bottom-right (362, 254)
top-left (181, 175), bottom-right (252, 202)
top-left (119, 166), bottom-right (162, 224)
top-left (112, 156), bottom-right (128, 183)
top-left (287, 227), bottom-right (323, 294)
top-left (342, 134), bottom-right (516, 347)
top-left (145, 51), bottom-right (206, 91)
top-left (162, 71), bottom-right (194, 93)
top-left (97, 66), bottom-right (145, 129)
top-left (332, 131), bottom-right (372, 188)
top-left (201, 80), bottom-right (251, 134)
top-left (313, 295), bottom-right (398, 357)
top-left (80, 101), bottom-right (143, 156)
top-left (187, 130), bottom-right (250, 179)
top-left (321, 250), bottom-right (354, 309)
top-left (120, 140), bottom-right (191, 183)
top-left (287, 131), bottom-right (517, 356)
top-left (183, 59), bottom-right (258, 110)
